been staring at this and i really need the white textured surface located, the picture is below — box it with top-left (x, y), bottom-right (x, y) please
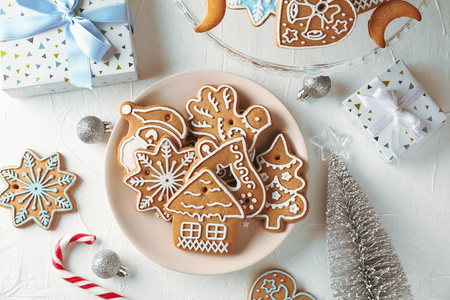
top-left (0, 0), bottom-right (449, 299)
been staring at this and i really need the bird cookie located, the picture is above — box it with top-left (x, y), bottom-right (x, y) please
top-left (275, 0), bottom-right (357, 48)
top-left (248, 270), bottom-right (316, 300)
top-left (123, 137), bottom-right (196, 221)
top-left (186, 84), bottom-right (273, 155)
top-left (118, 102), bottom-right (189, 173)
top-left (0, 150), bottom-right (78, 230)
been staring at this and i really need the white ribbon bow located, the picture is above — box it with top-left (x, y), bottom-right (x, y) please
top-left (357, 77), bottom-right (426, 159)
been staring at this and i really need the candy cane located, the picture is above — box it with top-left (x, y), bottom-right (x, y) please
top-left (52, 233), bottom-right (126, 299)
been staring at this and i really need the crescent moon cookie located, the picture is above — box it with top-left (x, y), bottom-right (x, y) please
top-left (123, 137), bottom-right (196, 221)
top-left (185, 84), bottom-right (273, 155)
top-left (227, 0), bottom-right (278, 27)
top-left (118, 102), bottom-right (189, 173)
top-left (194, 0), bottom-right (227, 32)
top-left (185, 136), bottom-right (267, 218)
top-left (165, 169), bottom-right (245, 254)
top-left (255, 134), bottom-right (308, 232)
top-left (368, 0), bottom-right (422, 48)
top-left (0, 150), bottom-right (78, 230)
top-left (275, 0), bottom-right (357, 48)
top-left (248, 270), bottom-right (316, 300)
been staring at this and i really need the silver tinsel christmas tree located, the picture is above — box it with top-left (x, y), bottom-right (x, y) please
top-left (326, 154), bottom-right (412, 299)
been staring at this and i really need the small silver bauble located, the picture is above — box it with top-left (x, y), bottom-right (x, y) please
top-left (91, 249), bottom-right (128, 279)
top-left (76, 116), bottom-right (113, 144)
top-left (297, 76), bottom-right (332, 101)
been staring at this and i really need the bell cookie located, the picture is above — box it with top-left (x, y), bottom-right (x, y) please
top-left (0, 150), bottom-right (78, 230)
top-left (351, 0), bottom-right (387, 14)
top-left (255, 134), bottom-right (308, 232)
top-left (368, 0), bottom-right (421, 48)
top-left (194, 0), bottom-right (227, 33)
top-left (166, 168), bottom-right (245, 254)
top-left (248, 269), bottom-right (316, 300)
top-left (186, 84), bottom-right (273, 155)
top-left (118, 102), bottom-right (188, 173)
top-left (123, 137), bottom-right (196, 221)
top-left (227, 0), bottom-right (277, 27)
top-left (185, 136), bottom-right (267, 218)
top-left (275, 0), bottom-right (357, 48)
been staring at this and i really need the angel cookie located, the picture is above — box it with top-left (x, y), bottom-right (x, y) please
top-left (123, 137), bottom-right (196, 221)
top-left (166, 169), bottom-right (245, 254)
top-left (185, 84), bottom-right (273, 155)
top-left (249, 270), bottom-right (316, 300)
top-left (255, 134), bottom-right (308, 232)
top-left (118, 102), bottom-right (189, 173)
top-left (275, 0), bottom-right (357, 48)
top-left (185, 136), bottom-right (267, 218)
top-left (0, 150), bottom-right (78, 230)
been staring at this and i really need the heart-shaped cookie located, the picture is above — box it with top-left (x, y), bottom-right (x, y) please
top-left (248, 270), bottom-right (316, 300)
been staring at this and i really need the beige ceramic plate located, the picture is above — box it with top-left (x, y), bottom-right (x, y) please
top-left (104, 71), bottom-right (309, 275)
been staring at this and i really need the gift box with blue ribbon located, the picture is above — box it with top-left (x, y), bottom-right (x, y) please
top-left (342, 60), bottom-right (447, 163)
top-left (0, 0), bottom-right (138, 97)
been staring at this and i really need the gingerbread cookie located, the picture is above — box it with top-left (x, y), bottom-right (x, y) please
top-left (165, 168), bottom-right (245, 254)
top-left (118, 102), bottom-right (189, 173)
top-left (185, 84), bottom-right (273, 155)
top-left (227, 0), bottom-right (278, 27)
top-left (123, 137), bottom-right (196, 221)
top-left (195, 0), bottom-right (227, 32)
top-left (185, 136), bottom-right (267, 218)
top-left (255, 134), bottom-right (308, 232)
top-left (368, 0), bottom-right (421, 48)
top-left (351, 0), bottom-right (387, 14)
top-left (275, 0), bottom-right (357, 48)
top-left (249, 270), bottom-right (316, 300)
top-left (0, 150), bottom-right (78, 230)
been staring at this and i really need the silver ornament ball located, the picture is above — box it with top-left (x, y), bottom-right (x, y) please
top-left (91, 249), bottom-right (128, 279)
top-left (76, 116), bottom-right (112, 144)
top-left (297, 76), bottom-right (332, 101)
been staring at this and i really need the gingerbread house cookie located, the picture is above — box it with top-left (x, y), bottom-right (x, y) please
top-left (166, 169), bottom-right (245, 254)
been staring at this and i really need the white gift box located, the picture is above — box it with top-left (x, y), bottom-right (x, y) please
top-left (0, 0), bottom-right (138, 97)
top-left (342, 60), bottom-right (447, 163)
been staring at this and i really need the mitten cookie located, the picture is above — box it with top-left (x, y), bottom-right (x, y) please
top-left (255, 134), bottom-right (308, 232)
top-left (118, 102), bottom-right (188, 173)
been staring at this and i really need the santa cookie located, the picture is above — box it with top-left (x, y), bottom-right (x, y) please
top-left (275, 0), bottom-right (357, 48)
top-left (248, 269), bottom-right (316, 300)
top-left (185, 136), bottom-right (267, 218)
top-left (118, 102), bottom-right (189, 173)
top-left (185, 84), bottom-right (273, 155)
top-left (165, 169), bottom-right (245, 254)
top-left (123, 137), bottom-right (196, 221)
top-left (0, 150), bottom-right (78, 230)
top-left (255, 134), bottom-right (308, 232)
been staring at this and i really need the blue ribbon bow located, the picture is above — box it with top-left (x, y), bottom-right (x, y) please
top-left (0, 0), bottom-right (133, 89)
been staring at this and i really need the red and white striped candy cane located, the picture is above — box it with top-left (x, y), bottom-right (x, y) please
top-left (52, 233), bottom-right (126, 299)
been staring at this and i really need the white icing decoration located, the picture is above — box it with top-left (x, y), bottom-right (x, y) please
top-left (207, 202), bottom-right (232, 207)
top-left (206, 223), bottom-right (227, 240)
top-left (209, 188), bottom-right (221, 192)
top-left (332, 19), bottom-right (348, 35)
top-left (184, 191), bottom-right (202, 197)
top-left (177, 237), bottom-right (229, 253)
top-left (289, 204), bottom-right (300, 214)
top-left (145, 129), bottom-right (158, 141)
top-left (271, 191), bottom-right (281, 200)
top-left (121, 104), bottom-right (132, 115)
top-left (242, 220), bottom-right (250, 227)
top-left (181, 202), bottom-right (204, 209)
top-left (119, 135), bottom-right (149, 173)
top-left (281, 172), bottom-right (293, 181)
top-left (227, 0), bottom-right (277, 26)
top-left (260, 172), bottom-right (269, 181)
top-left (193, 105), bottom-right (213, 119)
top-left (199, 180), bottom-right (212, 184)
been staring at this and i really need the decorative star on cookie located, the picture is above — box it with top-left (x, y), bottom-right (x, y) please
top-left (124, 137), bottom-right (195, 221)
top-left (227, 0), bottom-right (277, 27)
top-left (0, 150), bottom-right (78, 230)
top-left (310, 125), bottom-right (348, 161)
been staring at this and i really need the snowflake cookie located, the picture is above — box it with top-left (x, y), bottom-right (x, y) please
top-left (255, 134), bottom-right (308, 232)
top-left (123, 137), bottom-right (196, 221)
top-left (0, 150), bottom-right (78, 230)
top-left (227, 0), bottom-right (277, 27)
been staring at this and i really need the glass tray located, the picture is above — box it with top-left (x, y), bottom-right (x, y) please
top-left (174, 0), bottom-right (427, 76)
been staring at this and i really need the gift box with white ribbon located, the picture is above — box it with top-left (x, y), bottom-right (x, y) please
top-left (0, 0), bottom-right (138, 97)
top-left (342, 60), bottom-right (447, 163)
